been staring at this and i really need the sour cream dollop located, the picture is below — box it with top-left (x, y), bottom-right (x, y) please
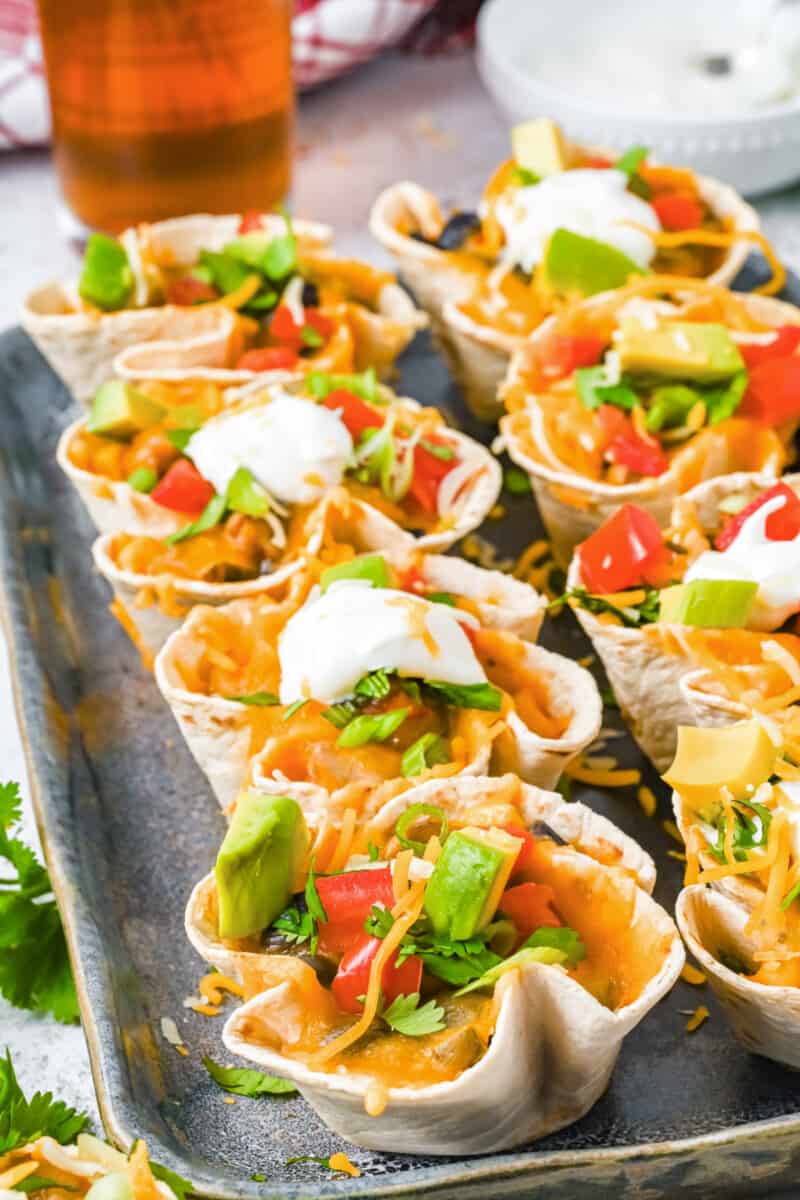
top-left (684, 494), bottom-right (800, 631)
top-left (278, 580), bottom-right (487, 704)
top-left (185, 390), bottom-right (353, 506)
top-left (495, 168), bottom-right (661, 276)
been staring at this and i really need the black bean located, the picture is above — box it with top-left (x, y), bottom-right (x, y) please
top-left (529, 820), bottom-right (567, 846)
top-left (435, 211), bottom-right (481, 251)
top-left (301, 281), bottom-right (320, 308)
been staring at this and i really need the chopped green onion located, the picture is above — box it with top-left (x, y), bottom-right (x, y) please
top-left (321, 701), bottom-right (357, 728)
top-left (424, 680), bottom-right (503, 711)
top-left (336, 707), bottom-right (409, 748)
top-left (127, 467), bottom-right (158, 493)
top-left (226, 692), bottom-right (280, 707)
top-left (306, 367), bottom-right (379, 403)
top-left (226, 466), bottom-right (270, 517)
top-left (503, 466), bottom-right (532, 496)
top-left (781, 879), bottom-right (800, 911)
top-left (165, 493), bottom-right (227, 544)
top-left (395, 802), bottom-right (449, 852)
top-left (575, 366), bottom-right (638, 412)
top-left (419, 438), bottom-right (456, 461)
top-left (511, 166), bottom-right (540, 187)
top-left (282, 699), bottom-right (308, 721)
top-left (427, 591), bottom-right (456, 607)
top-left (401, 734), bottom-right (450, 779)
top-left (614, 145), bottom-right (649, 177)
top-left (166, 427), bottom-right (197, 451)
top-left (354, 668), bottom-right (392, 700)
top-left (301, 325), bottom-right (324, 348)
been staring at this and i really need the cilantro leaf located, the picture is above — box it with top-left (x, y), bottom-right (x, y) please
top-left (149, 1161), bottom-right (195, 1200)
top-left (557, 587), bottom-right (660, 628)
top-left (272, 905), bottom-right (315, 947)
top-left (12, 1176), bottom-right (77, 1193)
top-left (523, 926), bottom-right (586, 967)
top-left (226, 692), bottom-right (280, 707)
top-left (0, 786), bottom-right (79, 1024)
top-left (575, 366), bottom-right (639, 412)
top-left (423, 681), bottom-right (502, 711)
top-left (203, 1055), bottom-right (297, 1097)
top-left (305, 865), bottom-right (328, 927)
top-left (381, 993), bottom-right (446, 1036)
top-left (0, 1049), bottom-right (89, 1153)
top-left (364, 904), bottom-right (394, 939)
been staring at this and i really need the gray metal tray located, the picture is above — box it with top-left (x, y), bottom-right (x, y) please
top-left (3, 270), bottom-right (800, 1198)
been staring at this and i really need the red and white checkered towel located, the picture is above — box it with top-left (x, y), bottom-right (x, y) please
top-left (0, 0), bottom-right (481, 149)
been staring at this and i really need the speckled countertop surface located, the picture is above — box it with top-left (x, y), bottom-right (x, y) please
top-left (1, 44), bottom-right (800, 1141)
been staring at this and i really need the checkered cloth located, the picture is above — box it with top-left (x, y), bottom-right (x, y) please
top-left (0, 0), bottom-right (481, 149)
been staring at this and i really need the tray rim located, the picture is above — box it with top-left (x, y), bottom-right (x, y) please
top-left (3, 323), bottom-right (800, 1199)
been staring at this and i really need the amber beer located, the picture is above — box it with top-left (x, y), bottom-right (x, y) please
top-left (36, 0), bottom-right (293, 233)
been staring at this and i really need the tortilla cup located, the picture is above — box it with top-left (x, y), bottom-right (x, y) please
top-left (676, 885), bottom-right (800, 1069)
top-left (21, 214), bottom-right (332, 404)
top-left (500, 287), bottom-right (800, 565)
top-left (155, 552), bottom-right (590, 811)
top-left (185, 788), bottom-right (681, 1155)
top-left (370, 163), bottom-right (759, 423)
top-left (565, 470), bottom-right (800, 770)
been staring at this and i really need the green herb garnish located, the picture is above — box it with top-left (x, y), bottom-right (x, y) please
top-left (381, 993), bottom-right (446, 1036)
top-left (337, 707), bottom-right (409, 748)
top-left (203, 1055), bottom-right (297, 1097)
top-left (401, 733), bottom-right (450, 778)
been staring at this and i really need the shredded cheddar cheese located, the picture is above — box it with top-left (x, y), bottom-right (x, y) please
top-left (686, 1005), bottom-right (710, 1033)
top-left (566, 762), bottom-right (641, 788)
top-left (681, 963), bottom-right (706, 986)
top-left (638, 786), bottom-right (657, 818)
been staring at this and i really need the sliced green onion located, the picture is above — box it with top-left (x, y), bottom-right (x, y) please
top-left (336, 707), bottom-right (409, 748)
top-left (226, 691), bottom-right (280, 707)
top-left (165, 493), bottom-right (227, 545)
top-left (166, 427), bottom-right (197, 451)
top-left (320, 554), bottom-right (390, 592)
top-left (127, 467), bottom-right (158, 493)
top-left (427, 591), bottom-right (456, 607)
top-left (282, 698), bottom-right (308, 721)
top-left (395, 802), bottom-right (449, 852)
top-left (401, 733), bottom-right (450, 779)
top-left (321, 701), bottom-right (357, 728)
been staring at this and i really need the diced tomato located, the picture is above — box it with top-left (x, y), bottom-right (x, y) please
top-left (716, 482), bottom-right (800, 551)
top-left (502, 825), bottom-right (537, 877)
top-left (536, 332), bottom-right (607, 380)
top-left (596, 403), bottom-right (629, 441)
top-left (398, 563), bottom-right (426, 595)
top-left (651, 192), bottom-right (704, 231)
top-left (499, 882), bottom-right (561, 944)
top-left (315, 867), bottom-right (395, 957)
top-left (304, 308), bottom-right (335, 340)
top-left (739, 326), bottom-right (800, 369)
top-left (408, 440), bottom-right (459, 514)
top-left (149, 458), bottom-right (215, 514)
top-left (322, 389), bottom-right (384, 440)
top-left (608, 427), bottom-right (669, 478)
top-left (270, 303), bottom-right (304, 343)
top-left (238, 209), bottom-right (264, 234)
top-left (738, 356), bottom-right (800, 425)
top-left (577, 503), bottom-right (667, 593)
top-left (582, 155), bottom-right (613, 169)
top-left (332, 933), bottom-right (422, 1015)
top-left (165, 276), bottom-right (219, 306)
top-left (236, 346), bottom-right (299, 372)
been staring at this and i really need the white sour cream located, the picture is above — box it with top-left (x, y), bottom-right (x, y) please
top-left (278, 579), bottom-right (487, 704)
top-left (494, 169), bottom-right (661, 276)
top-left (184, 390), bottom-right (353, 506)
top-left (684, 493), bottom-right (800, 631)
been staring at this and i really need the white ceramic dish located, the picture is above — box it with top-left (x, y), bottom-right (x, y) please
top-left (477, 0), bottom-right (800, 196)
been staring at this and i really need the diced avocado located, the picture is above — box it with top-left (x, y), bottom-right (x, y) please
top-left (423, 826), bottom-right (522, 940)
top-left (541, 229), bottom-right (646, 299)
top-left (87, 380), bottom-right (166, 440)
top-left (511, 118), bottom-right (567, 177)
top-left (215, 792), bottom-right (309, 939)
top-left (320, 554), bottom-right (390, 593)
top-left (663, 721), bottom-right (779, 811)
top-left (616, 320), bottom-right (744, 383)
top-left (226, 466), bottom-right (269, 517)
top-left (658, 579), bottom-right (757, 628)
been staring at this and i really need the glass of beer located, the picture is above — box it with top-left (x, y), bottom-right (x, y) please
top-left (36, 0), bottom-right (293, 234)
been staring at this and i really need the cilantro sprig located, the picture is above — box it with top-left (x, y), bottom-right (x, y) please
top-left (0, 782), bottom-right (78, 1024)
top-left (381, 993), bottom-right (445, 1037)
top-left (553, 587), bottom-right (661, 628)
top-left (203, 1056), bottom-right (297, 1097)
top-left (0, 1048), bottom-right (88, 1153)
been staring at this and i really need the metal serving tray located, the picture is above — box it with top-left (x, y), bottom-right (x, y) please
top-left (3, 271), bottom-right (800, 1198)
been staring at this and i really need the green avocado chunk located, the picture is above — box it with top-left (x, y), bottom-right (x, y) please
top-left (215, 792), bottom-right (309, 939)
top-left (423, 826), bottom-right (521, 940)
top-left (87, 380), bottom-right (166, 439)
top-left (320, 553), bottom-right (390, 593)
top-left (541, 228), bottom-right (646, 298)
top-left (511, 117), bottom-right (567, 177)
top-left (658, 578), bottom-right (758, 628)
top-left (617, 319), bottom-right (744, 383)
